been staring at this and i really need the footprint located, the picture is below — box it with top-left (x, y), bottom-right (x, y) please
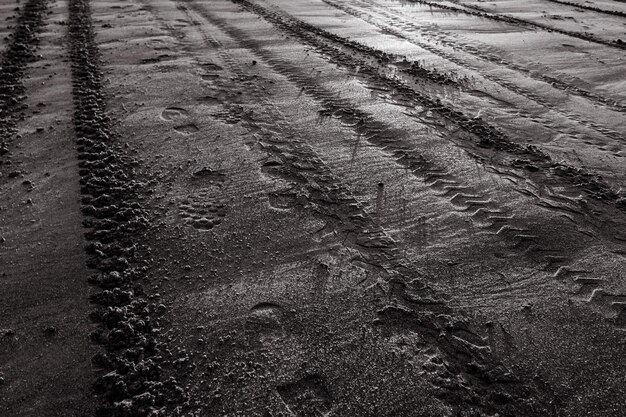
top-left (198, 61), bottom-right (223, 82)
top-left (178, 192), bottom-right (226, 231)
top-left (161, 107), bottom-right (200, 135)
top-left (140, 54), bottom-right (174, 64)
top-left (197, 95), bottom-right (221, 105)
top-left (160, 107), bottom-right (189, 121)
top-left (245, 302), bottom-right (287, 348)
top-left (174, 123), bottom-right (200, 135)
top-left (192, 167), bottom-right (226, 184)
top-left (277, 375), bottom-right (332, 417)
top-left (199, 62), bottom-right (223, 71)
top-left (246, 302), bottom-right (284, 332)
top-left (268, 190), bottom-right (298, 210)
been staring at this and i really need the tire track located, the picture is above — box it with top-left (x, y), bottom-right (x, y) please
top-left (0, 5), bottom-right (21, 54)
top-left (228, 0), bottom-right (626, 217)
top-left (163, 1), bottom-right (559, 414)
top-left (543, 0), bottom-right (626, 19)
top-left (328, 0), bottom-right (624, 113)
top-left (141, 1), bottom-right (525, 249)
top-left (322, 0), bottom-right (626, 145)
top-left (186, 0), bottom-right (598, 267)
top-left (553, 269), bottom-right (626, 329)
top-left (160, 0), bottom-right (626, 337)
top-left (0, 0), bottom-right (49, 161)
top-left (397, 0), bottom-right (626, 50)
top-left (68, 0), bottom-right (186, 415)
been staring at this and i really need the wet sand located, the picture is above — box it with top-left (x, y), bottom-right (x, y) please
top-left (0, 0), bottom-right (625, 416)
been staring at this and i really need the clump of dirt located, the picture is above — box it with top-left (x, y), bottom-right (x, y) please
top-left (68, 0), bottom-right (185, 415)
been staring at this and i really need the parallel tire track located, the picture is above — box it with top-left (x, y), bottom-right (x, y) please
top-left (221, 0), bottom-right (626, 330)
top-left (229, 0), bottom-right (626, 214)
top-left (399, 0), bottom-right (626, 49)
top-left (329, 0), bottom-right (624, 113)
top-left (68, 0), bottom-right (185, 415)
top-left (173, 1), bottom-right (560, 415)
top-left (323, 0), bottom-right (626, 138)
top-left (544, 0), bottom-right (626, 19)
top-left (205, 5), bottom-right (569, 255)
top-left (183, 0), bottom-right (581, 263)
top-left (0, 0), bottom-right (48, 158)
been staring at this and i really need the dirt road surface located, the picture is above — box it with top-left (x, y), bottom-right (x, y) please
top-left (0, 0), bottom-right (625, 416)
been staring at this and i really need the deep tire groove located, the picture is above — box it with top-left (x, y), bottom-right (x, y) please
top-left (0, 0), bottom-right (49, 159)
top-left (68, 0), bottom-right (185, 415)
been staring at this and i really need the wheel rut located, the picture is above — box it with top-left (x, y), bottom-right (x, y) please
top-left (189, 0), bottom-right (611, 267)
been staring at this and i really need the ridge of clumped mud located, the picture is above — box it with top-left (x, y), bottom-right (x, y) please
top-left (68, 0), bottom-right (185, 415)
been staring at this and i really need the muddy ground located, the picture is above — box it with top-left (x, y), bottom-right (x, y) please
top-left (0, 0), bottom-right (625, 416)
